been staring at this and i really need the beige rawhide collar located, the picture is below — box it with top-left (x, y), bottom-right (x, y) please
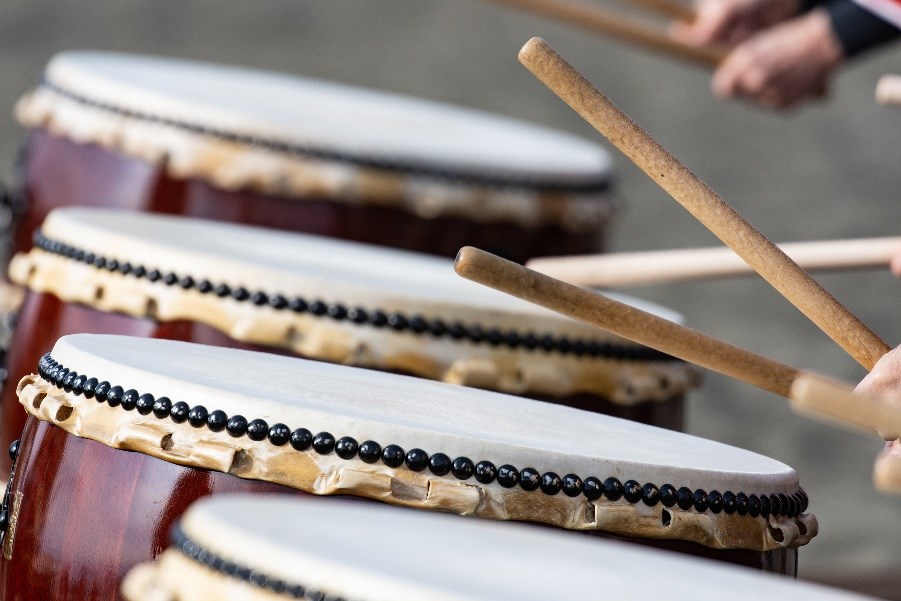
top-left (11, 226), bottom-right (697, 403)
top-left (16, 83), bottom-right (613, 231)
top-left (18, 372), bottom-right (816, 552)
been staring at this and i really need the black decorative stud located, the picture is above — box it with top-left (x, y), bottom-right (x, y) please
top-left (676, 487), bottom-right (694, 510)
top-left (692, 489), bottom-right (709, 512)
top-left (121, 389), bottom-right (139, 411)
top-left (381, 445), bottom-right (405, 468)
top-left (106, 385), bottom-right (124, 407)
top-left (358, 441), bottom-right (382, 464)
top-left (722, 491), bottom-right (737, 515)
top-left (583, 476), bottom-right (603, 501)
top-left (622, 480), bottom-right (642, 503)
top-left (659, 484), bottom-right (677, 508)
top-left (561, 474), bottom-right (583, 497)
top-left (246, 419), bottom-right (269, 441)
top-left (188, 406), bottom-right (209, 428)
top-left (641, 483), bottom-right (660, 506)
top-left (226, 415), bottom-right (249, 437)
top-left (312, 432), bottom-right (336, 455)
top-left (603, 477), bottom-right (624, 501)
top-left (736, 493), bottom-right (750, 516)
top-left (152, 396), bottom-right (172, 419)
top-left (170, 401), bottom-right (190, 423)
top-left (497, 465), bottom-right (520, 488)
top-left (207, 410), bottom-right (228, 432)
top-left (428, 453), bottom-right (452, 476)
top-left (474, 461), bottom-right (498, 484)
top-left (290, 428), bottom-right (313, 451)
top-left (451, 457), bottom-right (475, 480)
top-left (93, 380), bottom-right (110, 402)
top-left (540, 472), bottom-right (562, 495)
top-left (267, 424), bottom-right (291, 447)
top-left (136, 393), bottom-right (155, 415)
top-left (707, 490), bottom-right (723, 514)
top-left (335, 437), bottom-right (359, 460)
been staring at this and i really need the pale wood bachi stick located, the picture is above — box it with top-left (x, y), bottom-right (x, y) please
top-left (455, 246), bottom-right (901, 435)
top-left (519, 37), bottom-right (891, 370)
top-left (482, 0), bottom-right (725, 66)
top-left (526, 237), bottom-right (901, 288)
top-left (625, 0), bottom-right (695, 21)
top-left (876, 75), bottom-right (901, 106)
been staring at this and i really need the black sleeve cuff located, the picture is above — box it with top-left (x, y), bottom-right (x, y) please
top-left (825, 0), bottom-right (901, 56)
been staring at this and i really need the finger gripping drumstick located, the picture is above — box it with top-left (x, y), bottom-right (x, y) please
top-left (518, 37), bottom-right (890, 370)
top-left (876, 75), bottom-right (901, 106)
top-left (455, 246), bottom-right (901, 435)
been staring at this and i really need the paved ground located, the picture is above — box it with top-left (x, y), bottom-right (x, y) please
top-left (2, 1), bottom-right (900, 597)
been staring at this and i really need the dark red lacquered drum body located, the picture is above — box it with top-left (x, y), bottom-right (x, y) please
top-left (0, 335), bottom-right (815, 600)
top-left (2, 208), bottom-right (696, 479)
top-left (14, 131), bottom-right (603, 262)
top-left (13, 51), bottom-right (617, 262)
top-left (0, 419), bottom-right (794, 601)
top-left (0, 418), bottom-right (294, 601)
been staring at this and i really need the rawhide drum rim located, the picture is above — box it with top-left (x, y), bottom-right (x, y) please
top-left (13, 51), bottom-right (614, 259)
top-left (1, 209), bottom-right (695, 483)
top-left (125, 497), bottom-right (864, 601)
top-left (14, 335), bottom-right (814, 555)
top-left (10, 207), bottom-right (695, 403)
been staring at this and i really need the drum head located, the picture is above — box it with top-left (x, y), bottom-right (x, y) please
top-left (125, 496), bottom-right (855, 601)
top-left (20, 334), bottom-right (815, 552)
top-left (17, 52), bottom-right (615, 229)
top-left (12, 208), bottom-right (696, 402)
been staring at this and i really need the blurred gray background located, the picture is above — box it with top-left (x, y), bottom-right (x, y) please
top-left (2, 1), bottom-right (899, 597)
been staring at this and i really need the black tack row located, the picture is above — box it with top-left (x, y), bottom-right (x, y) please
top-left (31, 232), bottom-right (676, 361)
top-left (41, 79), bottom-right (612, 194)
top-left (36, 353), bottom-right (809, 518)
top-left (173, 526), bottom-right (345, 601)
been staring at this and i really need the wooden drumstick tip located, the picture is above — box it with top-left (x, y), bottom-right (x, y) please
top-left (876, 75), bottom-right (901, 106)
top-left (518, 37), bottom-right (550, 64)
top-left (790, 372), bottom-right (901, 438)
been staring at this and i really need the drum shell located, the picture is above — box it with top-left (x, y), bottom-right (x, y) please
top-left (0, 291), bottom-right (685, 479)
top-left (12, 129), bottom-right (604, 262)
top-left (0, 417), bottom-right (794, 601)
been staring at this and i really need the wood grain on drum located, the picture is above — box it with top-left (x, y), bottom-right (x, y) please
top-left (0, 418), bottom-right (296, 601)
top-left (14, 130), bottom-right (603, 263)
top-left (1, 418), bottom-right (794, 601)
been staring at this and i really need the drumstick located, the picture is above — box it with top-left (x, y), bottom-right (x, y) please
top-left (526, 237), bottom-right (901, 288)
top-left (876, 75), bottom-right (901, 106)
top-left (455, 246), bottom-right (901, 434)
top-left (480, 0), bottom-right (726, 67)
top-left (518, 37), bottom-right (891, 370)
top-left (624, 0), bottom-right (695, 21)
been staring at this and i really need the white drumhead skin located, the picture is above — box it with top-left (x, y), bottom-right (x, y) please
top-left (25, 334), bottom-right (814, 550)
top-left (41, 51), bottom-right (611, 184)
top-left (41, 208), bottom-right (681, 323)
top-left (19, 51), bottom-right (617, 228)
top-left (13, 207), bottom-right (696, 403)
top-left (163, 496), bottom-right (863, 601)
top-left (49, 334), bottom-right (792, 493)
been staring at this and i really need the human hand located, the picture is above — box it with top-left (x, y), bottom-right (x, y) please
top-left (670, 0), bottom-right (802, 46)
top-left (711, 9), bottom-right (844, 109)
